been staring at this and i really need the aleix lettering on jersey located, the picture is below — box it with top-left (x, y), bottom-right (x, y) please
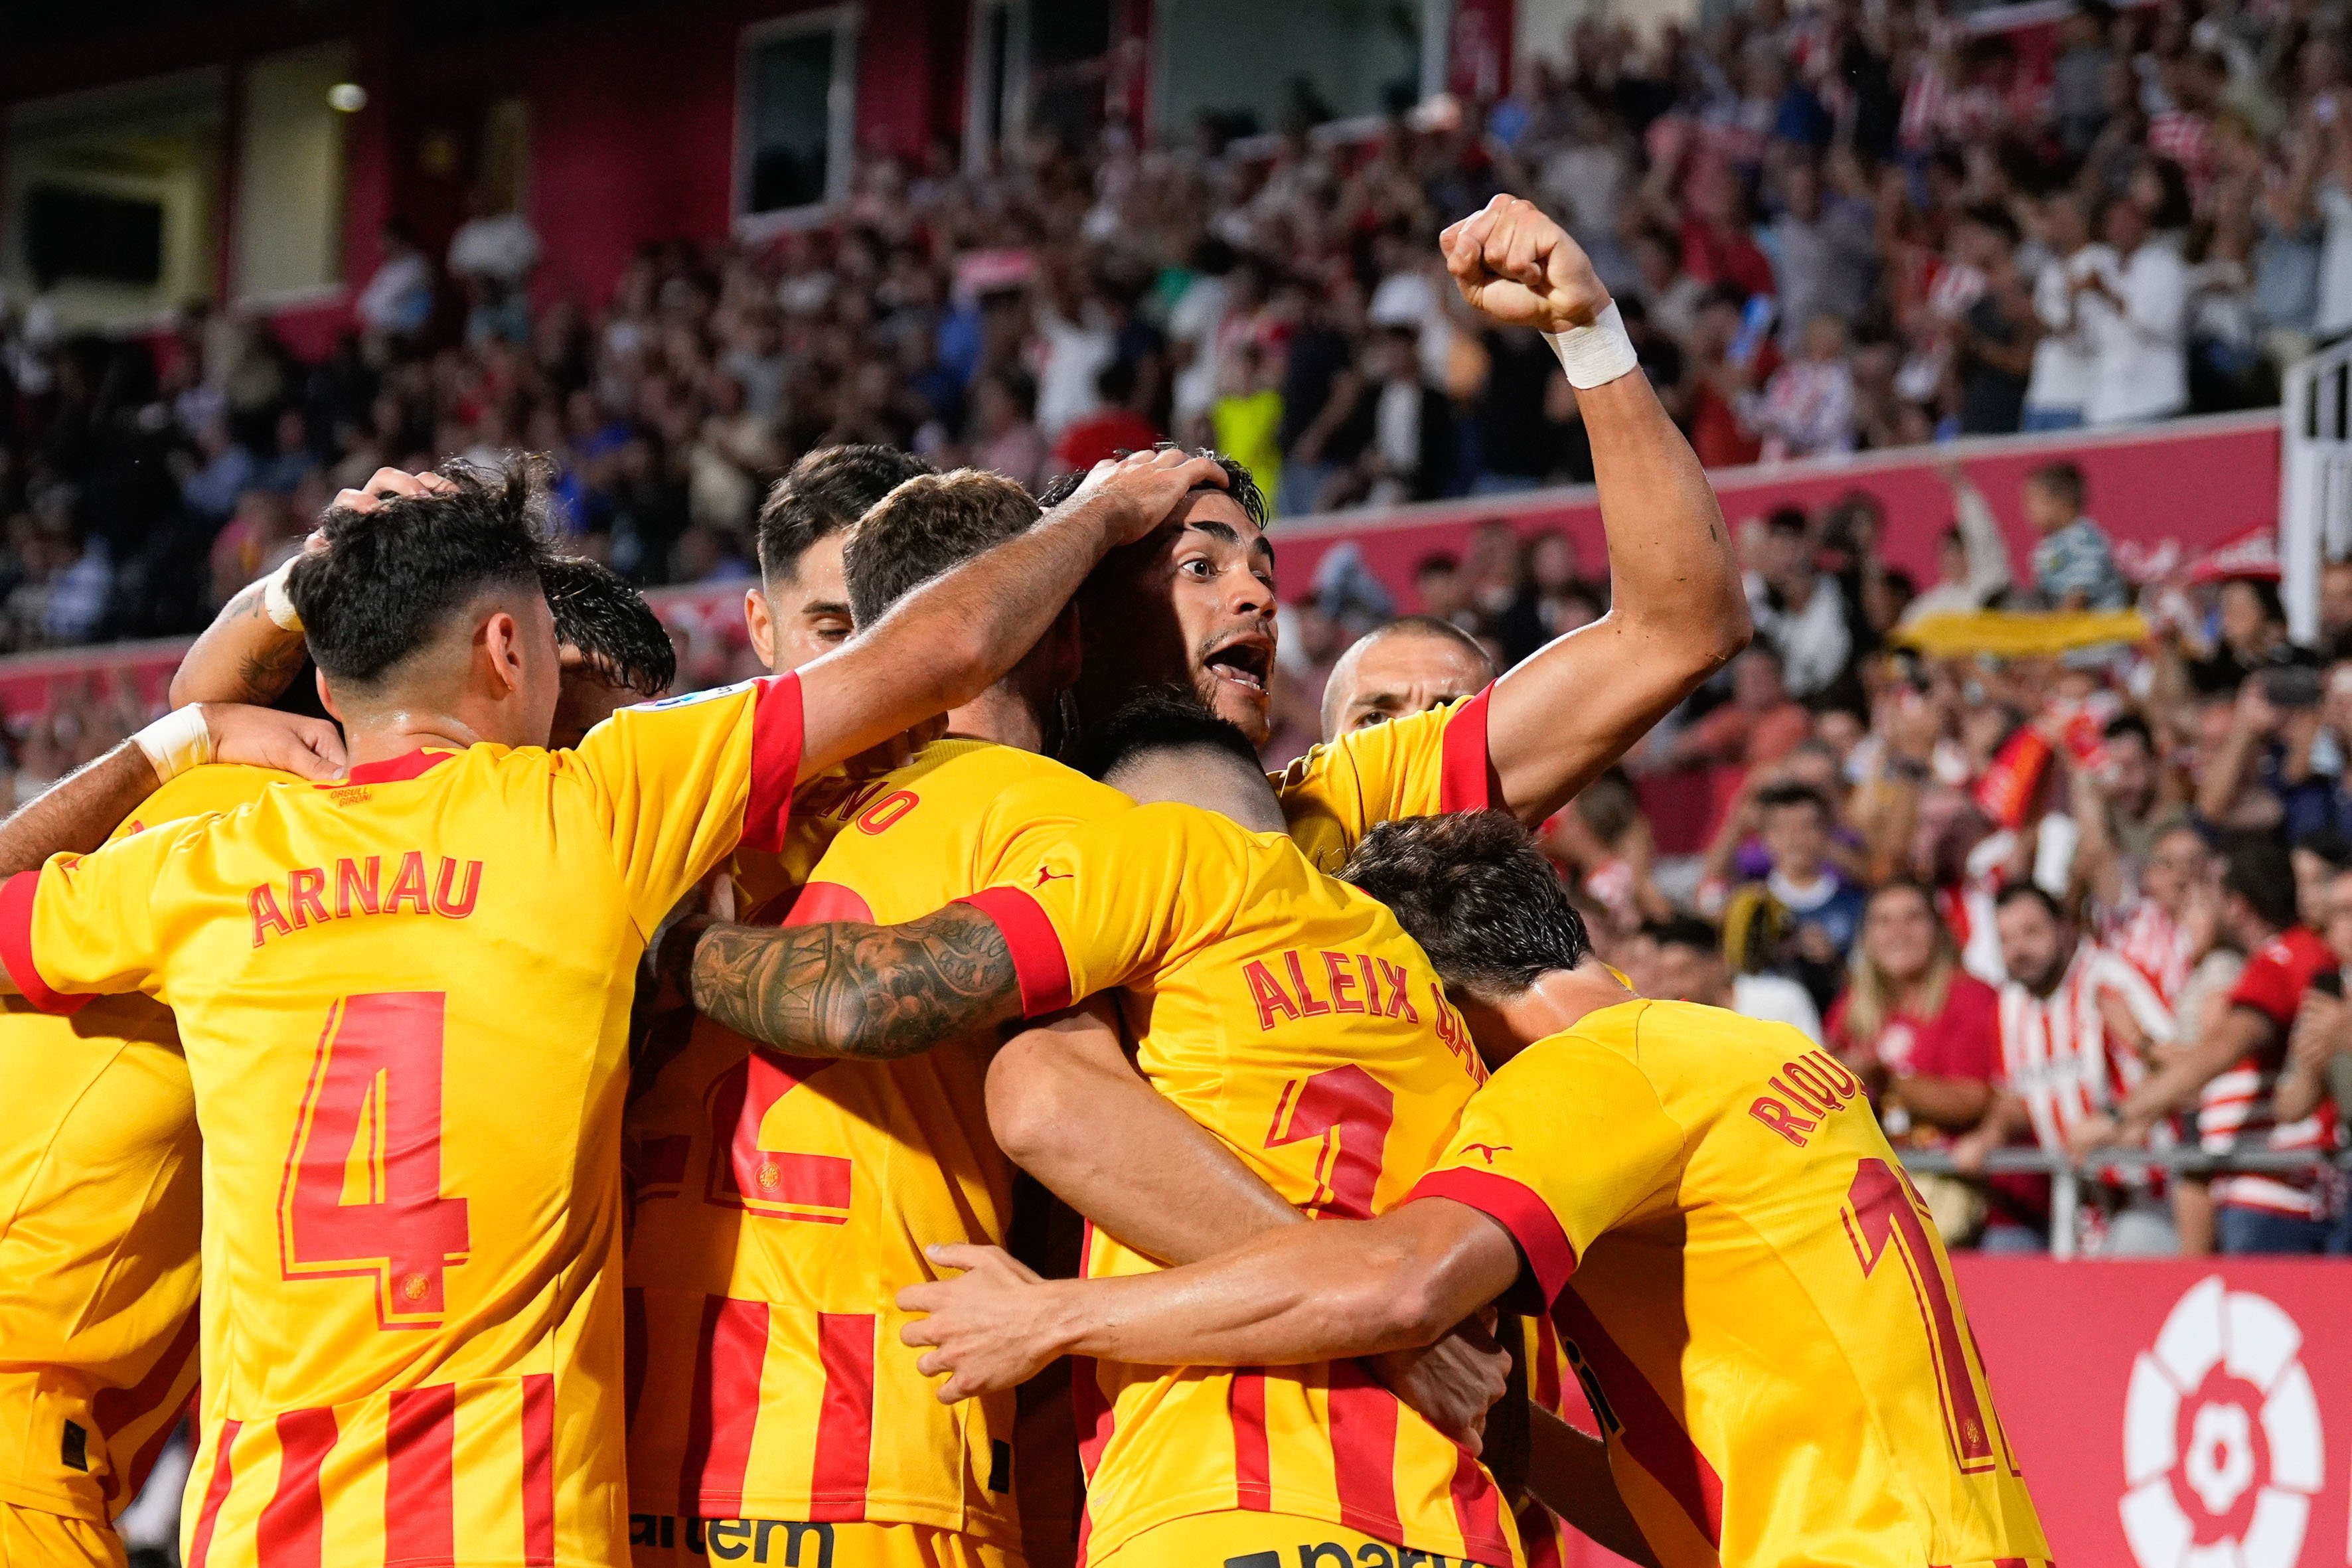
top-left (1243, 949), bottom-right (1421, 1028)
top-left (1747, 1049), bottom-right (1863, 1146)
top-left (249, 852), bottom-right (483, 947)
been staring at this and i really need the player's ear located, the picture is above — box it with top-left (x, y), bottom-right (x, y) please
top-left (744, 586), bottom-right (778, 670)
top-left (481, 609), bottom-right (525, 697)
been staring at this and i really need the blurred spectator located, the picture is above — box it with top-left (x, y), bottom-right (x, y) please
top-left (355, 219), bottom-right (435, 342)
top-left (1902, 467), bottom-right (2015, 622)
top-left (2081, 195), bottom-right (2190, 426)
top-left (971, 372), bottom-right (1049, 492)
top-left (2022, 192), bottom-right (2106, 431)
top-left (1974, 883), bottom-right (2177, 1254)
top-left (1749, 315), bottom-right (1857, 460)
top-left (1745, 780), bottom-right (1869, 1006)
top-left (1745, 507), bottom-right (1851, 698)
top-left (1650, 913), bottom-right (1825, 1042)
top-left (1052, 359), bottom-right (1162, 477)
top-left (447, 189), bottom-right (542, 349)
top-left (1359, 325), bottom-right (1453, 506)
top-left (2023, 461), bottom-right (2128, 610)
top-left (1644, 643), bottom-right (1810, 774)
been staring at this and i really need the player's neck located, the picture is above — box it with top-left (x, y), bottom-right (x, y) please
top-left (946, 686), bottom-right (1052, 753)
top-left (341, 710), bottom-right (501, 765)
top-left (1486, 964), bottom-right (1638, 1056)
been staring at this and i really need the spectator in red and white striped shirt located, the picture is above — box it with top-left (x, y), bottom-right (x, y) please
top-left (2080, 838), bottom-right (2339, 1251)
top-left (1960, 884), bottom-right (2177, 1253)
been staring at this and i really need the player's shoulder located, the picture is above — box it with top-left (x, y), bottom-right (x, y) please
top-left (1271, 702), bottom-right (1463, 793)
top-left (113, 762), bottom-right (309, 844)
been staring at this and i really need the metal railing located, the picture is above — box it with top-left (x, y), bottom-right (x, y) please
top-left (1897, 1146), bottom-right (2348, 1260)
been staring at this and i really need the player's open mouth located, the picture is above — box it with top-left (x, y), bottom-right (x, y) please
top-left (1202, 637), bottom-right (1272, 694)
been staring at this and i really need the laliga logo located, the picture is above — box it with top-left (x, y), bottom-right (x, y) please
top-left (2120, 1277), bottom-right (2325, 1568)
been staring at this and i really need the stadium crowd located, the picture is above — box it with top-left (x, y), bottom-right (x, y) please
top-left (1, 0), bottom-right (2344, 659)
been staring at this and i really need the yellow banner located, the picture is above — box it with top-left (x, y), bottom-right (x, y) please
top-left (1890, 608), bottom-right (2148, 657)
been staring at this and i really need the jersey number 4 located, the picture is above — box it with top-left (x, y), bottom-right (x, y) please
top-left (278, 992), bottom-right (472, 1330)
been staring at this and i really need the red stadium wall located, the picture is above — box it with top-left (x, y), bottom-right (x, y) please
top-left (1272, 409), bottom-right (2284, 613)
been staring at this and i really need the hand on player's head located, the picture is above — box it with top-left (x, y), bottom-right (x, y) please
top-left (332, 466), bottom-right (459, 517)
top-left (1063, 447), bottom-right (1233, 547)
top-left (1441, 194), bottom-right (1610, 335)
top-left (200, 702), bottom-right (349, 781)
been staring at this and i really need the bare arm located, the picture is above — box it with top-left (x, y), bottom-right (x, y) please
top-left (681, 903), bottom-right (1023, 1062)
top-left (170, 571), bottom-right (312, 708)
top-left (794, 449), bottom-right (1231, 782)
top-left (2110, 1007), bottom-right (2271, 1144)
top-left (986, 1002), bottom-right (1302, 1265)
top-left (1527, 1406), bottom-right (1660, 1568)
top-left (1887, 1073), bottom-right (1995, 1133)
top-left (899, 1198), bottom-right (1522, 1401)
top-left (1438, 196), bottom-right (1750, 824)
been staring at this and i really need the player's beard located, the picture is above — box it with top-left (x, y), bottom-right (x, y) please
top-left (1192, 663), bottom-right (1274, 745)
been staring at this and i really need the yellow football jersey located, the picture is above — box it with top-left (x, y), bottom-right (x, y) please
top-left (0, 764), bottom-right (296, 1528)
top-left (624, 738), bottom-right (1130, 1551)
top-left (1407, 1000), bottom-right (2051, 1568)
top-left (0, 674), bottom-right (805, 1568)
top-left (1271, 688), bottom-right (1496, 872)
top-left (962, 803), bottom-right (1514, 1567)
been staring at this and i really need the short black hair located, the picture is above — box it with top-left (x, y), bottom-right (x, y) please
top-left (1646, 915), bottom-right (1721, 957)
top-left (1994, 882), bottom-right (2065, 923)
top-left (2103, 712), bottom-right (2154, 749)
top-left (755, 444), bottom-right (936, 582)
top-left (1341, 812), bottom-right (1593, 999)
top-left (1034, 443), bottom-right (1269, 529)
top-left (542, 556), bottom-right (675, 698)
top-left (288, 455), bottom-right (553, 687)
top-left (843, 469), bottom-right (1041, 628)
top-left (2227, 837), bottom-right (2303, 930)
top-left (1755, 781), bottom-right (1831, 819)
top-left (2025, 460), bottom-right (2086, 512)
top-left (1067, 685), bottom-right (1263, 782)
top-left (1765, 507), bottom-right (1809, 537)
top-left (2296, 828), bottom-right (2352, 872)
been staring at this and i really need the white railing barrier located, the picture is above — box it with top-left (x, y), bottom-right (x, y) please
top-left (2280, 341), bottom-right (2352, 643)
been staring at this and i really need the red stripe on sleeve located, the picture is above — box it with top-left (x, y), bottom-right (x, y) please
top-left (0, 870), bottom-right (89, 1014)
top-left (385, 1383), bottom-right (456, 1565)
top-left (520, 1373), bottom-right (556, 1567)
top-left (784, 881), bottom-right (876, 926)
top-left (1407, 1166), bottom-right (1578, 1307)
top-left (742, 673), bottom-right (807, 854)
top-left (256, 1405), bottom-right (339, 1568)
top-left (1448, 1444), bottom-right (1512, 1565)
top-left (185, 1418), bottom-right (241, 1568)
top-left (1551, 1289), bottom-right (1723, 1547)
top-left (957, 886), bottom-right (1073, 1015)
top-left (678, 1296), bottom-right (769, 1516)
top-left (810, 1312), bottom-right (876, 1521)
top-left (1326, 1360), bottom-right (1403, 1540)
top-left (1437, 686), bottom-right (1501, 813)
top-left (1228, 1370), bottom-right (1271, 1511)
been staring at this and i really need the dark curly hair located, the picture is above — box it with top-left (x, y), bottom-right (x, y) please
top-left (287, 455), bottom-right (553, 687)
top-left (1340, 812), bottom-right (1593, 1000)
top-left (1035, 443), bottom-right (1269, 528)
top-left (542, 556), bottom-right (675, 699)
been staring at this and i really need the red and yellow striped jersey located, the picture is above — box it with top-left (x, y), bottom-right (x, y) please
top-left (1271, 689), bottom-right (1496, 872)
top-left (963, 803), bottom-right (1514, 1567)
top-left (1408, 1001), bottom-right (2051, 1568)
top-left (0, 675), bottom-right (805, 1568)
top-left (624, 738), bottom-right (1131, 1543)
top-left (0, 764), bottom-right (295, 1526)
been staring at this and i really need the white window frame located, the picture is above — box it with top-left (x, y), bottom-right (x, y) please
top-left (963, 0), bottom-right (1030, 175)
top-left (734, 5), bottom-right (860, 238)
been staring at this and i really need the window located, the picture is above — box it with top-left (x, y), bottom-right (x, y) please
top-left (738, 9), bottom-right (857, 227)
top-left (3, 70), bottom-right (224, 328)
top-left (234, 43), bottom-right (353, 306)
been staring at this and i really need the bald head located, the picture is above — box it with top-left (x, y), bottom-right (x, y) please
top-left (1320, 617), bottom-right (1497, 740)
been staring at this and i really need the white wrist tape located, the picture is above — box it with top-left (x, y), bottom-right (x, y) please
top-left (1544, 300), bottom-right (1640, 390)
top-left (133, 706), bottom-right (213, 783)
top-left (262, 560), bottom-right (303, 631)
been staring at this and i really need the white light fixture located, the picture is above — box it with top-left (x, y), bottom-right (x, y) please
top-left (327, 82), bottom-right (368, 114)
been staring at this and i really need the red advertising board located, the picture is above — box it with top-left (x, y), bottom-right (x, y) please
top-left (1954, 1257), bottom-right (2352, 1568)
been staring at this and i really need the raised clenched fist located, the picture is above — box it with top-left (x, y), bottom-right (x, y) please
top-left (1439, 195), bottom-right (1611, 335)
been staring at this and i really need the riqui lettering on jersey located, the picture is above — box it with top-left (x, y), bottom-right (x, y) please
top-left (248, 852), bottom-right (483, 947)
top-left (1747, 1048), bottom-right (1864, 1146)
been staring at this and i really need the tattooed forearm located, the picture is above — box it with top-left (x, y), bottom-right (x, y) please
top-left (688, 903), bottom-right (1023, 1059)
